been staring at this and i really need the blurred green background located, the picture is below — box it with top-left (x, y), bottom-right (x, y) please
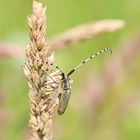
top-left (0, 0), bottom-right (140, 140)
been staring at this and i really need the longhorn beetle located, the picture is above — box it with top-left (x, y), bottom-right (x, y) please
top-left (51, 48), bottom-right (112, 115)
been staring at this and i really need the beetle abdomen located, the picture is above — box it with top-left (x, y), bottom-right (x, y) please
top-left (57, 89), bottom-right (71, 115)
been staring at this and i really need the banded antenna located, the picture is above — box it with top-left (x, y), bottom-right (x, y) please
top-left (67, 48), bottom-right (112, 77)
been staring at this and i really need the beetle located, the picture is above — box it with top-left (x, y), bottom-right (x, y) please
top-left (56, 48), bottom-right (112, 115)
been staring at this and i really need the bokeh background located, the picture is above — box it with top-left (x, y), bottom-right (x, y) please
top-left (0, 0), bottom-right (140, 140)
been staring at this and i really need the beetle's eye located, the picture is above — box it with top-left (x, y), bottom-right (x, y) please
top-left (61, 73), bottom-right (65, 79)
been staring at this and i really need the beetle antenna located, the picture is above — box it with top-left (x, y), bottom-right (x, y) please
top-left (67, 48), bottom-right (112, 77)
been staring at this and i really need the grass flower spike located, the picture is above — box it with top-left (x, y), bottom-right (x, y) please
top-left (23, 1), bottom-right (61, 140)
